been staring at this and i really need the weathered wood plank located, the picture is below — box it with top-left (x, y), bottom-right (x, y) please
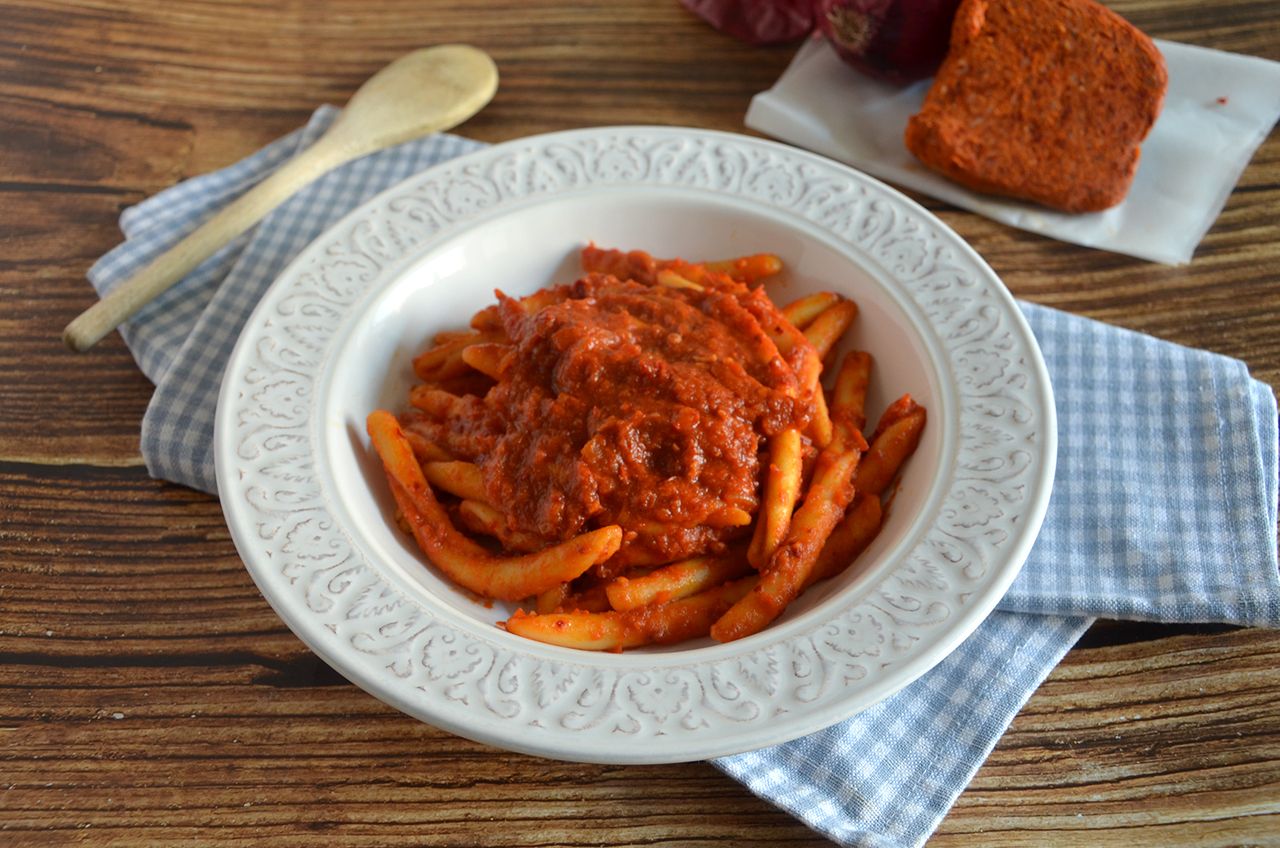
top-left (938, 628), bottom-right (1280, 846)
top-left (1, 0), bottom-right (1277, 845)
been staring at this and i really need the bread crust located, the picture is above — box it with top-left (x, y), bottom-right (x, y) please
top-left (904, 0), bottom-right (1167, 213)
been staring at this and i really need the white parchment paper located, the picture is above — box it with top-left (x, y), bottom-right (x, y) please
top-left (746, 37), bottom-right (1280, 264)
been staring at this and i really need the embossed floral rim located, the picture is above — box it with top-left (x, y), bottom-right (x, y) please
top-left (215, 126), bottom-right (1056, 763)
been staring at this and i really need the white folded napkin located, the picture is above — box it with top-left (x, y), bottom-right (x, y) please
top-left (746, 37), bottom-right (1280, 264)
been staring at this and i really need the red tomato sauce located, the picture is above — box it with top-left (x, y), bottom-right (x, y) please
top-left (405, 272), bottom-right (813, 571)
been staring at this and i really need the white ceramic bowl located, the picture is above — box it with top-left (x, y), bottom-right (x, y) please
top-left (216, 126), bottom-right (1055, 763)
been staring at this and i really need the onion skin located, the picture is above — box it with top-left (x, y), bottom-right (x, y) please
top-left (816, 0), bottom-right (963, 83)
top-left (680, 0), bottom-right (815, 45)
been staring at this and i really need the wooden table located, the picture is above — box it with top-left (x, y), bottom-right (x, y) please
top-left (3, 1), bottom-right (1278, 844)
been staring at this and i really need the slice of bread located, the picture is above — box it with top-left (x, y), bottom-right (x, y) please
top-left (904, 0), bottom-right (1167, 213)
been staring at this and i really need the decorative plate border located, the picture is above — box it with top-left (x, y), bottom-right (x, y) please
top-left (215, 126), bottom-right (1056, 763)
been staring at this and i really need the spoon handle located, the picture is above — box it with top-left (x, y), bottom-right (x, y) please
top-left (63, 133), bottom-right (360, 352)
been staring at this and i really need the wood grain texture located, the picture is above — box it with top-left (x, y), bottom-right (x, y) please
top-left (1, 0), bottom-right (1277, 845)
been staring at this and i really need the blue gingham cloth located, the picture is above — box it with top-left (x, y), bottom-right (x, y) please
top-left (87, 107), bottom-right (1280, 848)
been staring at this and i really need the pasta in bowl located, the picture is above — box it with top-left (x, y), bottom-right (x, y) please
top-left (365, 244), bottom-right (926, 651)
top-left (216, 126), bottom-right (1054, 762)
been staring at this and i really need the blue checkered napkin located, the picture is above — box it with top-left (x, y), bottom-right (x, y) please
top-left (1007, 303), bottom-right (1280, 628)
top-left (716, 612), bottom-right (1092, 847)
top-left (87, 106), bottom-right (484, 490)
top-left (88, 110), bottom-right (1280, 848)
top-left (715, 305), bottom-right (1279, 847)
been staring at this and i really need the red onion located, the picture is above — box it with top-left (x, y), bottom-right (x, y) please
top-left (815, 0), bottom-right (962, 83)
top-left (680, 0), bottom-right (815, 45)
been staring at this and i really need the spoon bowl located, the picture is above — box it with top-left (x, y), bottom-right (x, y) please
top-left (318, 45), bottom-right (499, 160)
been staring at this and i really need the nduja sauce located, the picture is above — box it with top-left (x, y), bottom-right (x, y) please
top-left (404, 273), bottom-right (813, 571)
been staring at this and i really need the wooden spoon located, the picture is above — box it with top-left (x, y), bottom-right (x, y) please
top-left (63, 44), bottom-right (499, 352)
